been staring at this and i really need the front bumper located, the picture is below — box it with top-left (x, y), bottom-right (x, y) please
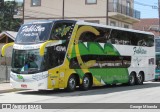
top-left (10, 71), bottom-right (48, 90)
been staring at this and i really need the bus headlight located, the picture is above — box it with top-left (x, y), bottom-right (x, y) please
top-left (10, 72), bottom-right (16, 80)
top-left (32, 73), bottom-right (49, 81)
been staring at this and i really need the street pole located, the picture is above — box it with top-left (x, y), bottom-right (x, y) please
top-left (62, 0), bottom-right (64, 19)
top-left (106, 0), bottom-right (108, 25)
top-left (23, 0), bottom-right (25, 23)
top-left (158, 0), bottom-right (160, 36)
top-left (5, 56), bottom-right (8, 82)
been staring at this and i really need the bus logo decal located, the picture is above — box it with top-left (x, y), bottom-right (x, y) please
top-left (21, 25), bottom-right (45, 34)
top-left (133, 47), bottom-right (147, 55)
top-left (133, 57), bottom-right (142, 65)
top-left (56, 46), bottom-right (66, 52)
top-left (17, 75), bottom-right (23, 80)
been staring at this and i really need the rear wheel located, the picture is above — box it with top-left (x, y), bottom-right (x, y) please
top-left (80, 75), bottom-right (92, 91)
top-left (67, 75), bottom-right (76, 92)
top-left (128, 73), bottom-right (136, 86)
top-left (136, 72), bottom-right (144, 85)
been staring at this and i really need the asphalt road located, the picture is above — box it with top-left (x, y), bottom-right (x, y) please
top-left (1, 81), bottom-right (160, 112)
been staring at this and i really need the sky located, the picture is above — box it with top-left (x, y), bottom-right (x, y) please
top-left (134, 0), bottom-right (159, 18)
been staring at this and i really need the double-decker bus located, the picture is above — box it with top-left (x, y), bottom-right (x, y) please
top-left (155, 38), bottom-right (160, 81)
top-left (1, 20), bottom-right (155, 91)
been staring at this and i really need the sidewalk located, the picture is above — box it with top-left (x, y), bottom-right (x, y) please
top-left (0, 82), bottom-right (20, 93)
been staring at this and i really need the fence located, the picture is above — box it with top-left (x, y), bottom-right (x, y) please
top-left (108, 2), bottom-right (141, 19)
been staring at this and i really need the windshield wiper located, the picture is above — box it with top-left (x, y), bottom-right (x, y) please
top-left (11, 68), bottom-right (21, 73)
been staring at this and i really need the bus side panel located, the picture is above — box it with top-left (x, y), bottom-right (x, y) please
top-left (89, 68), bottom-right (129, 85)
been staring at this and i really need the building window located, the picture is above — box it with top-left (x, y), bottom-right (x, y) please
top-left (124, 24), bottom-right (129, 28)
top-left (31, 0), bottom-right (41, 6)
top-left (85, 0), bottom-right (97, 4)
top-left (110, 21), bottom-right (116, 26)
top-left (126, 1), bottom-right (131, 16)
top-left (113, 0), bottom-right (118, 12)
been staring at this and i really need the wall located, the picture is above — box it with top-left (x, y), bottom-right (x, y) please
top-left (0, 66), bottom-right (11, 83)
top-left (0, 44), bottom-right (13, 83)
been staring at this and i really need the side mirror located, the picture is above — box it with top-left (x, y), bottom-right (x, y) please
top-left (1, 42), bottom-right (14, 57)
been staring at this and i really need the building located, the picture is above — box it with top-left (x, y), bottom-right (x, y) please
top-left (0, 31), bottom-right (17, 82)
top-left (21, 0), bottom-right (140, 28)
top-left (133, 18), bottom-right (160, 37)
top-left (0, 31), bottom-right (17, 65)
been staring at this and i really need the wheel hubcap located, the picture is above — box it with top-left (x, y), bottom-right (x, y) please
top-left (83, 77), bottom-right (89, 88)
top-left (138, 75), bottom-right (142, 82)
top-left (130, 75), bottom-right (134, 84)
top-left (69, 78), bottom-right (76, 89)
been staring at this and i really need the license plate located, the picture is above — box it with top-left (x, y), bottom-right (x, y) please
top-left (21, 84), bottom-right (27, 88)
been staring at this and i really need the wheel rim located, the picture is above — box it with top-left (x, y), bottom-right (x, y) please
top-left (69, 78), bottom-right (76, 89)
top-left (138, 74), bottom-right (142, 82)
top-left (130, 75), bottom-right (135, 84)
top-left (83, 77), bottom-right (90, 88)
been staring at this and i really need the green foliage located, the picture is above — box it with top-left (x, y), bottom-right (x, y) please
top-left (0, 1), bottom-right (22, 33)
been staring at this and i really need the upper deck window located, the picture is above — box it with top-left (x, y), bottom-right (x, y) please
top-left (15, 22), bottom-right (53, 44)
top-left (51, 22), bottom-right (75, 40)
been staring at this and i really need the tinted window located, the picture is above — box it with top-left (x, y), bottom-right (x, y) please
top-left (51, 22), bottom-right (75, 40)
top-left (109, 29), bottom-right (130, 45)
top-left (78, 25), bottom-right (111, 43)
top-left (15, 22), bottom-right (52, 44)
top-left (156, 39), bottom-right (160, 52)
top-left (70, 55), bottom-right (131, 69)
top-left (109, 29), bottom-right (154, 47)
top-left (46, 43), bottom-right (67, 69)
top-left (77, 25), bottom-right (154, 47)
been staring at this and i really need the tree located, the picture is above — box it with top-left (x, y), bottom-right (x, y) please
top-left (0, 0), bottom-right (4, 8)
top-left (0, 1), bottom-right (22, 33)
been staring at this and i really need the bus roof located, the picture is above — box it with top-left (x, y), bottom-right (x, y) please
top-left (76, 21), bottom-right (154, 36)
top-left (24, 19), bottom-right (154, 36)
top-left (24, 19), bottom-right (76, 25)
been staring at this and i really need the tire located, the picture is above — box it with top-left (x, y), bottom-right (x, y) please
top-left (136, 72), bottom-right (144, 85)
top-left (128, 73), bottom-right (136, 86)
top-left (80, 75), bottom-right (92, 91)
top-left (66, 75), bottom-right (77, 92)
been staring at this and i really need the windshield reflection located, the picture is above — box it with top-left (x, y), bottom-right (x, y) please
top-left (11, 49), bottom-right (46, 74)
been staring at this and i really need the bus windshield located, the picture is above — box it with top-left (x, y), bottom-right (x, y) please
top-left (15, 22), bottom-right (53, 44)
top-left (11, 49), bottom-right (47, 74)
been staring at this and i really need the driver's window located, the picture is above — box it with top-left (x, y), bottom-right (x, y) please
top-left (46, 43), bottom-right (67, 69)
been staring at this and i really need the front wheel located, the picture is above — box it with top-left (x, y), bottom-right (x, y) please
top-left (66, 75), bottom-right (77, 92)
top-left (128, 73), bottom-right (136, 86)
top-left (80, 75), bottom-right (92, 91)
